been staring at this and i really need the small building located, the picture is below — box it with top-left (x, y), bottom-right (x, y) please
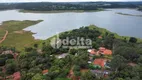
top-left (103, 49), bottom-right (112, 55)
top-left (98, 36), bottom-right (103, 39)
top-left (99, 47), bottom-right (112, 55)
top-left (13, 72), bottom-right (21, 80)
top-left (94, 59), bottom-right (107, 68)
top-left (42, 69), bottom-right (48, 75)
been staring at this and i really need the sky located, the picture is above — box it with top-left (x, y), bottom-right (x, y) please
top-left (0, 0), bottom-right (141, 3)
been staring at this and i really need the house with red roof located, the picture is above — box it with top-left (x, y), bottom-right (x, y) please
top-left (98, 36), bottom-right (103, 39)
top-left (42, 69), bottom-right (48, 75)
top-left (99, 47), bottom-right (112, 55)
top-left (13, 72), bottom-right (21, 80)
top-left (88, 47), bottom-right (112, 56)
top-left (94, 59), bottom-right (107, 68)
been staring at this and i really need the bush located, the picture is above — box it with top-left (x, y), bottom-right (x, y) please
top-left (129, 37), bottom-right (137, 43)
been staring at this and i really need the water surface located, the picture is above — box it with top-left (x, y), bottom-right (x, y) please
top-left (0, 9), bottom-right (142, 40)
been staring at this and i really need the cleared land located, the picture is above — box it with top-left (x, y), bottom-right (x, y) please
top-left (0, 20), bottom-right (43, 51)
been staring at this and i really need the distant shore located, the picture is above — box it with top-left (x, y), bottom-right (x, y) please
top-left (19, 9), bottom-right (104, 13)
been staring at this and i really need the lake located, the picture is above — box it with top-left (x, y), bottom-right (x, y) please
top-left (0, 9), bottom-right (142, 40)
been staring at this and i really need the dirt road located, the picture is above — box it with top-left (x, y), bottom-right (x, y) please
top-left (0, 30), bottom-right (8, 44)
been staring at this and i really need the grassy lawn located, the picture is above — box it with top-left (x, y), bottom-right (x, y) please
top-left (0, 29), bottom-right (6, 40)
top-left (0, 20), bottom-right (43, 51)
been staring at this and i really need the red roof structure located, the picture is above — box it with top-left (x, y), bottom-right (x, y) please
top-left (13, 72), bottom-right (21, 80)
top-left (94, 59), bottom-right (107, 68)
top-left (103, 49), bottom-right (112, 55)
top-left (42, 70), bottom-right (48, 75)
top-left (98, 36), bottom-right (103, 39)
top-left (99, 47), bottom-right (112, 55)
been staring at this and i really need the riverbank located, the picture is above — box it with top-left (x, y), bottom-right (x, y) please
top-left (0, 20), bottom-right (43, 51)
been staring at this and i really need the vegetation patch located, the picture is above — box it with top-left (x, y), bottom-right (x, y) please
top-left (0, 20), bottom-right (43, 51)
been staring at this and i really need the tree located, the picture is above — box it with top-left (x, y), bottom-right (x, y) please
top-left (110, 55), bottom-right (127, 72)
top-left (69, 49), bottom-right (78, 55)
top-left (81, 71), bottom-right (96, 80)
top-left (34, 44), bottom-right (38, 48)
top-left (32, 73), bottom-right (44, 80)
top-left (138, 56), bottom-right (142, 63)
top-left (113, 46), bottom-right (140, 62)
top-left (73, 65), bottom-right (81, 76)
top-left (24, 47), bottom-right (33, 52)
top-left (5, 62), bottom-right (17, 75)
top-left (0, 58), bottom-right (6, 66)
top-left (129, 37), bottom-right (137, 43)
top-left (55, 78), bottom-right (71, 80)
top-left (114, 78), bottom-right (124, 80)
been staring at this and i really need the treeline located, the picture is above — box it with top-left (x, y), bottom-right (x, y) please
top-left (0, 2), bottom-right (142, 11)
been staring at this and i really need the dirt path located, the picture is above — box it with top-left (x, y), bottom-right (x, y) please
top-left (0, 30), bottom-right (8, 44)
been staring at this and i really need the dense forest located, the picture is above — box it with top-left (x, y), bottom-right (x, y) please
top-left (0, 25), bottom-right (142, 80)
top-left (0, 2), bottom-right (142, 11)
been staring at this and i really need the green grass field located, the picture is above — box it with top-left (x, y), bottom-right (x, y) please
top-left (0, 20), bottom-right (43, 51)
top-left (0, 29), bottom-right (6, 40)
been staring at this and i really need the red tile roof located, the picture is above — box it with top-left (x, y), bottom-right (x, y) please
top-left (94, 59), bottom-right (106, 68)
top-left (103, 49), bottom-right (112, 55)
top-left (98, 36), bottom-right (103, 39)
top-left (13, 72), bottom-right (20, 80)
top-left (99, 47), bottom-right (112, 55)
top-left (42, 70), bottom-right (48, 75)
